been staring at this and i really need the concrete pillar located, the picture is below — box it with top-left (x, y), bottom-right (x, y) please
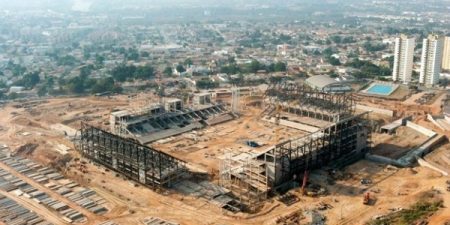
top-left (94, 150), bottom-right (99, 160)
top-left (112, 157), bottom-right (118, 170)
top-left (139, 168), bottom-right (146, 183)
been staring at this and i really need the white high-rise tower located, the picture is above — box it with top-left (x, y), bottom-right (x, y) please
top-left (420, 34), bottom-right (445, 86)
top-left (392, 35), bottom-right (415, 84)
top-left (441, 36), bottom-right (450, 71)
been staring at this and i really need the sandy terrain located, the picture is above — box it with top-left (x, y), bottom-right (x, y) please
top-left (371, 126), bottom-right (429, 159)
top-left (0, 93), bottom-right (448, 225)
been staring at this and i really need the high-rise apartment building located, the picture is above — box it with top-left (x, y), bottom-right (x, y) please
top-left (442, 36), bottom-right (450, 71)
top-left (392, 35), bottom-right (415, 84)
top-left (419, 34), bottom-right (445, 86)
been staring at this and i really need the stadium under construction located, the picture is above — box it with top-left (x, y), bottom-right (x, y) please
top-left (76, 83), bottom-right (371, 211)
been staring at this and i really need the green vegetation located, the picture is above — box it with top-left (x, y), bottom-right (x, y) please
top-left (327, 57), bottom-right (341, 66)
top-left (367, 200), bottom-right (443, 225)
top-left (327, 35), bottom-right (356, 44)
top-left (322, 47), bottom-right (341, 66)
top-left (196, 78), bottom-right (219, 89)
top-left (363, 41), bottom-right (387, 52)
top-left (63, 75), bottom-right (121, 95)
top-left (184, 58), bottom-right (193, 66)
top-left (176, 64), bottom-right (186, 73)
top-left (163, 66), bottom-right (173, 76)
top-left (220, 60), bottom-right (287, 74)
top-left (57, 55), bottom-right (78, 66)
top-left (346, 58), bottom-right (391, 79)
top-left (14, 71), bottom-right (40, 89)
top-left (6, 61), bottom-right (27, 76)
top-left (111, 64), bottom-right (155, 82)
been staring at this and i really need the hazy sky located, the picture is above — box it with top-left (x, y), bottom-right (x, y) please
top-left (0, 0), bottom-right (446, 13)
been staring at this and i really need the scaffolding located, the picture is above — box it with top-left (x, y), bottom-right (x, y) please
top-left (264, 82), bottom-right (355, 122)
top-left (219, 112), bottom-right (370, 210)
top-left (219, 153), bottom-right (268, 212)
top-left (79, 122), bottom-right (186, 188)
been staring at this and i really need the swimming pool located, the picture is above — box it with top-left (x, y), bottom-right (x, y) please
top-left (365, 84), bottom-right (397, 96)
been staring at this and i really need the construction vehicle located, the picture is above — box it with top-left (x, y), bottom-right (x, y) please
top-left (363, 192), bottom-right (371, 205)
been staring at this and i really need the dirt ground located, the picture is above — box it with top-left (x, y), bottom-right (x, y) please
top-left (0, 94), bottom-right (449, 225)
top-left (357, 89), bottom-right (446, 118)
top-left (371, 126), bottom-right (429, 159)
top-left (152, 106), bottom-right (306, 173)
top-left (62, 155), bottom-right (450, 225)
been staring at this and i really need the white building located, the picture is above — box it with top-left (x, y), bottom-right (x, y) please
top-left (442, 36), bottom-right (450, 71)
top-left (420, 34), bottom-right (445, 86)
top-left (392, 35), bottom-right (415, 84)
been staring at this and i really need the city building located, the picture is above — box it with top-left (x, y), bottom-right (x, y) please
top-left (420, 34), bottom-right (445, 86)
top-left (392, 35), bottom-right (415, 84)
top-left (442, 36), bottom-right (450, 71)
top-left (305, 75), bottom-right (352, 93)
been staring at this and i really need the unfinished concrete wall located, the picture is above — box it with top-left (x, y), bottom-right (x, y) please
top-left (263, 117), bottom-right (320, 133)
top-left (406, 121), bottom-right (436, 137)
top-left (356, 104), bottom-right (394, 117)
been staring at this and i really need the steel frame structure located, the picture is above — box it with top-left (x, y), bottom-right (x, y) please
top-left (263, 111), bottom-right (370, 185)
top-left (79, 122), bottom-right (186, 188)
top-left (220, 112), bottom-right (370, 210)
top-left (264, 82), bottom-right (355, 122)
top-left (219, 154), bottom-right (269, 212)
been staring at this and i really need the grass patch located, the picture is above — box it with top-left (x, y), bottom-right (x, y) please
top-left (367, 200), bottom-right (443, 225)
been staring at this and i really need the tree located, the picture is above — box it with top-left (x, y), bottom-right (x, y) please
top-left (327, 57), bottom-right (341, 66)
top-left (363, 41), bottom-right (387, 52)
top-left (184, 58), bottom-right (193, 66)
top-left (83, 49), bottom-right (91, 60)
top-left (66, 76), bottom-right (85, 94)
top-left (176, 64), bottom-right (186, 73)
top-left (95, 54), bottom-right (105, 66)
top-left (220, 64), bottom-right (239, 74)
top-left (248, 60), bottom-right (261, 73)
top-left (8, 92), bottom-right (18, 100)
top-left (330, 35), bottom-right (342, 44)
top-left (46, 77), bottom-right (55, 88)
top-left (440, 77), bottom-right (449, 88)
top-left (134, 65), bottom-right (155, 80)
top-left (294, 71), bottom-right (308, 78)
top-left (111, 65), bottom-right (136, 82)
top-left (342, 36), bottom-right (356, 43)
top-left (346, 59), bottom-right (391, 78)
top-left (7, 62), bottom-right (26, 76)
top-left (269, 76), bottom-right (283, 83)
top-left (386, 56), bottom-right (395, 69)
top-left (163, 66), bottom-right (173, 76)
top-left (228, 56), bottom-right (236, 64)
top-left (57, 55), bottom-right (77, 66)
top-left (91, 77), bottom-right (115, 93)
top-left (274, 62), bottom-right (287, 72)
top-left (196, 79), bottom-right (219, 89)
top-left (322, 47), bottom-right (334, 57)
top-left (16, 71), bottom-right (41, 89)
top-left (125, 48), bottom-right (139, 61)
top-left (37, 86), bottom-right (47, 97)
top-left (80, 66), bottom-right (92, 78)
